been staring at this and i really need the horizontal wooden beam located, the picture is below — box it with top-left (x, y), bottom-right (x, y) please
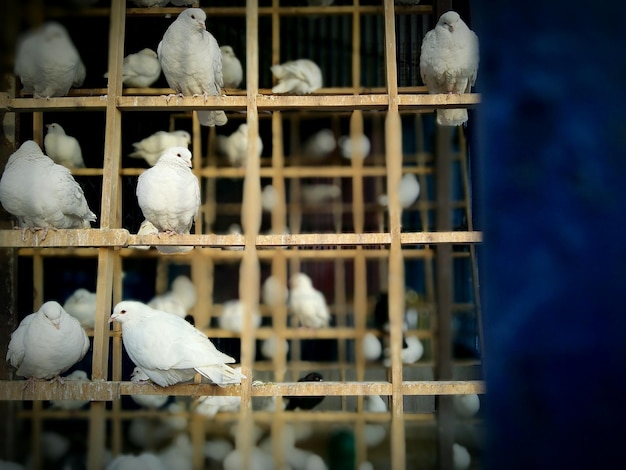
top-left (0, 380), bottom-right (484, 401)
top-left (1, 92), bottom-right (481, 113)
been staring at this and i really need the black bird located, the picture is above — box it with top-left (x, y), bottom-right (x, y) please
top-left (284, 372), bottom-right (325, 411)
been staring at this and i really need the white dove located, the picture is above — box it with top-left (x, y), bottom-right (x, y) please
top-left (362, 332), bottom-right (382, 361)
top-left (378, 173), bottom-right (421, 208)
top-left (136, 146), bottom-right (200, 253)
top-left (105, 453), bottom-right (169, 470)
top-left (129, 130), bottom-right (191, 167)
top-left (261, 185), bottom-right (278, 212)
top-left (110, 300), bottom-right (245, 387)
top-left (149, 275), bottom-right (197, 317)
top-left (63, 288), bottom-right (97, 329)
top-left (44, 123), bottom-right (85, 169)
top-left (6, 301), bottom-right (90, 383)
top-left (364, 394), bottom-right (388, 413)
top-left (453, 393), bottom-right (481, 419)
top-left (220, 45), bottom-right (243, 89)
top-left (48, 369), bottom-right (91, 410)
top-left (216, 123), bottom-right (263, 167)
top-left (302, 129), bottom-right (336, 159)
top-left (0, 140), bottom-right (97, 239)
top-left (453, 443), bottom-right (471, 470)
top-left (218, 299), bottom-right (261, 334)
top-left (383, 335), bottom-right (424, 366)
top-left (158, 8), bottom-right (227, 127)
top-left (260, 334), bottom-right (289, 360)
top-left (288, 273), bottom-right (331, 329)
top-left (338, 134), bottom-right (370, 160)
top-left (195, 392), bottom-right (241, 418)
top-left (204, 438), bottom-right (234, 463)
top-left (14, 22), bottom-right (85, 98)
top-left (261, 275), bottom-right (287, 308)
top-left (271, 59), bottom-right (322, 94)
top-left (104, 48), bottom-right (161, 88)
top-left (129, 367), bottom-right (170, 409)
top-left (420, 10), bottom-right (479, 126)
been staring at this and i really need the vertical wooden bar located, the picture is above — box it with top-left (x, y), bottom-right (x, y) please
top-left (383, 2), bottom-right (406, 470)
top-left (238, 1), bottom-right (260, 468)
top-left (89, 0), bottom-right (126, 468)
top-left (32, 253), bottom-right (43, 310)
top-left (435, 124), bottom-right (454, 470)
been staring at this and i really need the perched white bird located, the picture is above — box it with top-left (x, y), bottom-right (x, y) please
top-left (0, 140), bottom-right (97, 239)
top-left (148, 275), bottom-right (196, 318)
top-left (218, 300), bottom-right (261, 334)
top-left (271, 59), bottom-right (322, 94)
top-left (195, 393), bottom-right (240, 418)
top-left (378, 173), bottom-right (421, 208)
top-left (49, 369), bottom-right (91, 410)
top-left (129, 130), bottom-right (191, 167)
top-left (261, 185), bottom-right (278, 212)
top-left (453, 442), bottom-right (471, 470)
top-left (63, 288), bottom-right (97, 329)
top-left (130, 367), bottom-right (169, 408)
top-left (158, 8), bottom-right (227, 127)
top-left (453, 393), bottom-right (481, 419)
top-left (383, 335), bottom-right (424, 366)
top-left (105, 452), bottom-right (169, 470)
top-left (14, 22), bottom-right (85, 98)
top-left (109, 300), bottom-right (245, 387)
top-left (302, 129), bottom-right (336, 159)
top-left (364, 394), bottom-right (388, 413)
top-left (136, 146), bottom-right (200, 254)
top-left (420, 10), bottom-right (479, 126)
top-left (44, 123), bottom-right (85, 169)
top-left (260, 334), bottom-right (289, 360)
top-left (261, 275), bottom-right (287, 308)
top-left (6, 301), bottom-right (90, 382)
top-left (364, 424), bottom-right (387, 447)
top-left (158, 433), bottom-right (193, 470)
top-left (301, 184), bottom-right (341, 204)
top-left (216, 123), bottom-right (263, 168)
top-left (220, 45), bottom-right (243, 89)
top-left (362, 332), bottom-right (382, 361)
top-left (288, 273), bottom-right (331, 329)
top-left (204, 438), bottom-right (234, 462)
top-left (104, 48), bottom-right (161, 88)
top-left (338, 134), bottom-right (370, 160)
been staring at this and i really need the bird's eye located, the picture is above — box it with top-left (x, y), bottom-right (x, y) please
top-left (120, 310), bottom-right (127, 314)
top-left (176, 153), bottom-right (182, 158)
top-left (191, 15), bottom-right (195, 19)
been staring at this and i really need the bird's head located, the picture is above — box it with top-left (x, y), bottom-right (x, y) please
top-left (184, 8), bottom-right (207, 31)
top-left (40, 301), bottom-right (64, 330)
top-left (220, 45), bottom-right (235, 58)
top-left (45, 123), bottom-right (63, 134)
top-left (289, 272), bottom-right (312, 289)
top-left (439, 11), bottom-right (460, 33)
top-left (159, 147), bottom-right (193, 168)
top-left (109, 300), bottom-right (145, 324)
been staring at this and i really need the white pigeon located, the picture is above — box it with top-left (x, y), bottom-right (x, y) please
top-left (260, 334), bottom-right (289, 360)
top-left (130, 367), bottom-right (170, 409)
top-left (204, 438), bottom-right (234, 462)
top-left (0, 140), bottom-right (97, 238)
top-left (302, 129), bottom-right (336, 159)
top-left (6, 301), bottom-right (90, 382)
top-left (338, 134), bottom-right (370, 160)
top-left (195, 393), bottom-right (241, 418)
top-left (378, 173), bottom-right (421, 208)
top-left (261, 275), bottom-right (287, 308)
top-left (383, 335), bottom-right (424, 366)
top-left (110, 300), bottom-right (245, 387)
top-left (129, 130), bottom-right (191, 167)
top-left (14, 22), bottom-right (85, 98)
top-left (136, 146), bottom-right (200, 254)
top-left (104, 48), bottom-right (161, 88)
top-left (220, 45), bottom-right (243, 89)
top-left (288, 273), bottom-right (331, 329)
top-left (48, 369), bottom-right (91, 410)
top-left (420, 10), bottom-right (479, 126)
top-left (271, 59), bottom-right (322, 94)
top-left (148, 275), bottom-right (197, 317)
top-left (261, 185), bottom-right (278, 212)
top-left (364, 394), bottom-right (388, 413)
top-left (218, 299), bottom-right (261, 334)
top-left (364, 424), bottom-right (387, 447)
top-left (105, 452), bottom-right (169, 470)
top-left (362, 332), bottom-right (382, 361)
top-left (63, 288), bottom-right (97, 329)
top-left (453, 393), bottom-right (481, 419)
top-left (158, 8), bottom-right (227, 127)
top-left (453, 443), bottom-right (471, 470)
top-left (216, 123), bottom-right (264, 167)
top-left (301, 184), bottom-right (341, 204)
top-left (44, 123), bottom-right (85, 169)
top-left (158, 433), bottom-right (193, 470)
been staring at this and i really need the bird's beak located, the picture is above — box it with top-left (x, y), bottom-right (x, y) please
top-left (108, 313), bottom-right (117, 323)
top-left (448, 24), bottom-right (455, 32)
top-left (45, 124), bottom-right (51, 129)
top-left (53, 320), bottom-right (60, 330)
top-left (199, 21), bottom-right (206, 30)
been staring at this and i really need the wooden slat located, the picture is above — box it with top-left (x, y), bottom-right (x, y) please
top-left (0, 380), bottom-right (485, 401)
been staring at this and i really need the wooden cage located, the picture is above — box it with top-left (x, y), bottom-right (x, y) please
top-left (0, 0), bottom-right (484, 469)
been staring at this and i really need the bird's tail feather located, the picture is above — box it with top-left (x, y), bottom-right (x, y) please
top-left (436, 109), bottom-right (468, 127)
top-left (198, 110), bottom-right (228, 127)
top-left (195, 364), bottom-right (246, 387)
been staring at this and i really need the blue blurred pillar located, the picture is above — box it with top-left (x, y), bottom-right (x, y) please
top-left (473, 2), bottom-right (626, 469)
